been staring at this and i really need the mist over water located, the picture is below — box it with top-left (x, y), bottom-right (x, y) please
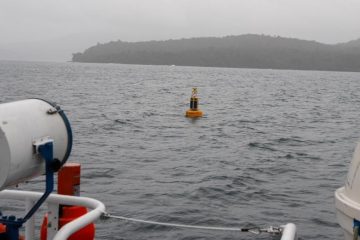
top-left (1, 61), bottom-right (360, 239)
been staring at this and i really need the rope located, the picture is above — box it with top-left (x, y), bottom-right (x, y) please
top-left (101, 212), bottom-right (282, 235)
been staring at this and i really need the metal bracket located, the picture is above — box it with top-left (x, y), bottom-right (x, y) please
top-left (47, 104), bottom-right (61, 115)
top-left (32, 137), bottom-right (53, 154)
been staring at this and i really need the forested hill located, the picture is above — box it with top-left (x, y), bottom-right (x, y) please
top-left (72, 34), bottom-right (360, 72)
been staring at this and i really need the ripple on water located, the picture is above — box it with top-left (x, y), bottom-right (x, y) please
top-left (0, 62), bottom-right (356, 240)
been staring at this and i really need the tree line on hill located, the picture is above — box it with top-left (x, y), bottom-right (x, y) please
top-left (72, 34), bottom-right (360, 72)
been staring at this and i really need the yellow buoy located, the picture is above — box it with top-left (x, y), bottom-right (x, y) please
top-left (185, 88), bottom-right (203, 118)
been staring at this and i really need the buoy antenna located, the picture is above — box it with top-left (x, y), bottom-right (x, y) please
top-left (191, 88), bottom-right (198, 98)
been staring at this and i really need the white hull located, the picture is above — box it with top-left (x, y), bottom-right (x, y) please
top-left (335, 143), bottom-right (360, 240)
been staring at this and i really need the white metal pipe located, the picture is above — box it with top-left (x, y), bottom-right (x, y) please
top-left (53, 204), bottom-right (104, 240)
top-left (25, 198), bottom-right (35, 240)
top-left (0, 190), bottom-right (105, 240)
top-left (47, 202), bottom-right (60, 240)
top-left (280, 223), bottom-right (297, 240)
top-left (1, 190), bottom-right (297, 240)
top-left (0, 190), bottom-right (103, 207)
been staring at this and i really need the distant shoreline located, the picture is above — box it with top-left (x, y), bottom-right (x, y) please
top-left (72, 34), bottom-right (360, 73)
top-left (68, 61), bottom-right (360, 74)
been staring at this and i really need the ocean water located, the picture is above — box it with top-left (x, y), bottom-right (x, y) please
top-left (1, 61), bottom-right (360, 239)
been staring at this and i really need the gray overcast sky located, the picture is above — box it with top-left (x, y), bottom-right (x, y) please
top-left (1, 0), bottom-right (360, 61)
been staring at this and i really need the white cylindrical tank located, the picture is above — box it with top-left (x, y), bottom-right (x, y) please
top-left (335, 142), bottom-right (360, 240)
top-left (0, 99), bottom-right (72, 190)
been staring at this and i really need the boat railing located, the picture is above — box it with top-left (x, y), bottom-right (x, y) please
top-left (0, 189), bottom-right (105, 240)
top-left (0, 189), bottom-right (297, 240)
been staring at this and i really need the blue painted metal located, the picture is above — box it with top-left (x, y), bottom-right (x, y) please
top-left (354, 218), bottom-right (360, 227)
top-left (354, 219), bottom-right (360, 235)
top-left (57, 106), bottom-right (73, 165)
top-left (0, 141), bottom-right (55, 240)
top-left (0, 216), bottom-right (21, 240)
top-left (22, 142), bottom-right (54, 222)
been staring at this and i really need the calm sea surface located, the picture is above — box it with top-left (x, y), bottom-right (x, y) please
top-left (1, 61), bottom-right (360, 239)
